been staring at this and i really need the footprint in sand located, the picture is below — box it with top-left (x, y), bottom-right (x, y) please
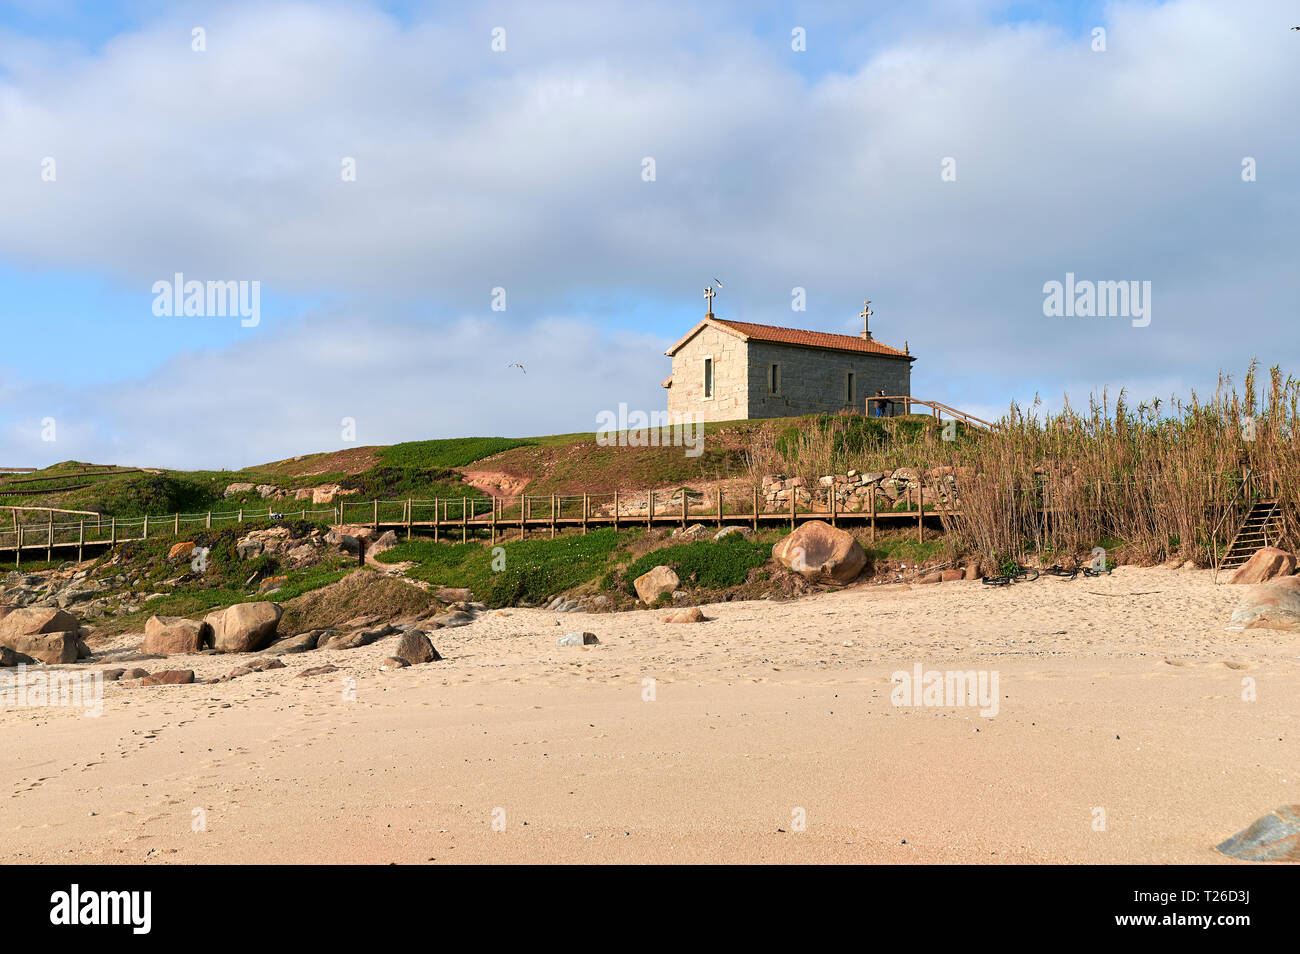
top-left (1163, 658), bottom-right (1258, 670)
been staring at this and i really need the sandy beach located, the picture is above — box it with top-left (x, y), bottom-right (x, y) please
top-left (4, 565), bottom-right (1295, 864)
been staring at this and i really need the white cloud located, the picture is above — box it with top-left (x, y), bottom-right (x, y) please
top-left (1, 310), bottom-right (668, 469)
top-left (0, 0), bottom-right (1296, 467)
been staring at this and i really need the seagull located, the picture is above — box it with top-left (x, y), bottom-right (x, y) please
top-left (713, 278), bottom-right (724, 288)
top-left (507, 362), bottom-right (526, 374)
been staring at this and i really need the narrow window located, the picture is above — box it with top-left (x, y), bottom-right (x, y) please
top-left (703, 357), bottom-right (713, 398)
top-left (768, 363), bottom-right (780, 394)
top-left (846, 372), bottom-right (855, 405)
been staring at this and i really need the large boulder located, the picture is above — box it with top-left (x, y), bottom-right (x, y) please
top-left (0, 647), bottom-right (37, 667)
top-left (203, 602), bottom-right (283, 652)
top-left (5, 633), bottom-right (81, 664)
top-left (139, 669), bottom-right (195, 686)
top-left (1229, 547), bottom-right (1296, 585)
top-left (368, 531), bottom-right (399, 557)
top-left (1227, 577), bottom-right (1300, 632)
top-left (321, 623), bottom-right (394, 651)
top-left (634, 565), bottom-right (680, 604)
top-left (0, 608), bottom-right (81, 663)
top-left (394, 630), bottom-right (441, 664)
top-left (142, 616), bottom-right (208, 655)
top-left (167, 541), bottom-right (196, 563)
top-left (0, 607), bottom-right (78, 641)
top-left (662, 607), bottom-right (708, 624)
top-left (772, 520), bottom-right (867, 585)
top-left (312, 484), bottom-right (344, 504)
top-left (263, 630), bottom-right (321, 654)
top-left (1217, 805), bottom-right (1300, 862)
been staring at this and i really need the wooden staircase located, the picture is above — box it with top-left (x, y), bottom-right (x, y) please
top-left (1220, 499), bottom-right (1283, 570)
top-left (877, 396), bottom-right (996, 430)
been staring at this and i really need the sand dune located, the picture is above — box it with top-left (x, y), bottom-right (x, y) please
top-left (3, 565), bottom-right (1295, 864)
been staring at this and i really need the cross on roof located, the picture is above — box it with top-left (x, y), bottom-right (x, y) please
top-left (704, 285), bottom-right (716, 317)
top-left (859, 300), bottom-right (873, 341)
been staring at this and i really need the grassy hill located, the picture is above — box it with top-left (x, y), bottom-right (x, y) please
top-left (0, 415), bottom-right (968, 518)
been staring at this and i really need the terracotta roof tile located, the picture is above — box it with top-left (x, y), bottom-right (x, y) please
top-left (712, 319), bottom-right (912, 358)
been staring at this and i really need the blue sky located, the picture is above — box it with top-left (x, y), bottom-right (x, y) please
top-left (1, 0), bottom-right (1296, 468)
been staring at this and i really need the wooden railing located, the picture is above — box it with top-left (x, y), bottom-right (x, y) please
top-left (0, 484), bottom-right (955, 563)
top-left (871, 396), bottom-right (996, 430)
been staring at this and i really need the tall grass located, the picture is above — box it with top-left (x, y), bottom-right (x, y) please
top-left (744, 364), bottom-right (1299, 567)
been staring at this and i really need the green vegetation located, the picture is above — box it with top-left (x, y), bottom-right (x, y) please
top-left (864, 534), bottom-right (946, 566)
top-left (118, 566), bottom-right (350, 628)
top-left (91, 520), bottom-right (351, 635)
top-left (333, 466), bottom-right (481, 500)
top-left (376, 528), bottom-right (633, 607)
top-left (378, 437), bottom-right (537, 469)
top-left (773, 414), bottom-right (963, 463)
top-left (622, 534), bottom-right (773, 592)
top-left (378, 527), bottom-right (777, 606)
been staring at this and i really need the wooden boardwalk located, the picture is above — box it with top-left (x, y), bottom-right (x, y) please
top-left (1, 487), bottom-right (953, 564)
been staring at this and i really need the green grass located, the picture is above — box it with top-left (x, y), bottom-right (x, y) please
top-left (114, 566), bottom-right (351, 631)
top-left (622, 534), bottom-right (773, 592)
top-left (83, 519), bottom-right (352, 634)
top-left (864, 536), bottom-right (946, 565)
top-left (376, 528), bottom-right (633, 607)
top-left (378, 438), bottom-right (537, 469)
top-left (331, 466), bottom-right (483, 500)
top-left (1, 559), bottom-right (62, 572)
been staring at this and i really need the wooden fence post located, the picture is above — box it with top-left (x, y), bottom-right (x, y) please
top-left (373, 499), bottom-right (379, 530)
top-left (613, 491), bottom-right (619, 531)
top-left (206, 511), bottom-right (212, 529)
top-left (78, 519), bottom-right (84, 562)
top-left (47, 510), bottom-right (53, 561)
top-left (790, 489), bottom-right (796, 530)
top-left (917, 482), bottom-right (924, 543)
top-left (551, 494), bottom-right (557, 539)
top-left (681, 488), bottom-right (687, 530)
top-left (143, 514), bottom-right (149, 540)
top-left (648, 491), bottom-right (653, 529)
top-left (716, 487), bottom-right (722, 527)
top-left (752, 486), bottom-right (759, 532)
top-left (434, 498), bottom-right (440, 542)
top-left (521, 495), bottom-right (527, 541)
top-left (406, 498), bottom-right (412, 540)
top-left (870, 487), bottom-right (876, 544)
top-left (582, 492), bottom-right (589, 534)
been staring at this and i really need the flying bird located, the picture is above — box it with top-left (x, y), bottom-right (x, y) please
top-left (507, 362), bottom-right (526, 374)
top-left (713, 278), bottom-right (724, 288)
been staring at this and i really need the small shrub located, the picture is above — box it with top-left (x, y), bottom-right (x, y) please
top-left (623, 535), bottom-right (773, 593)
